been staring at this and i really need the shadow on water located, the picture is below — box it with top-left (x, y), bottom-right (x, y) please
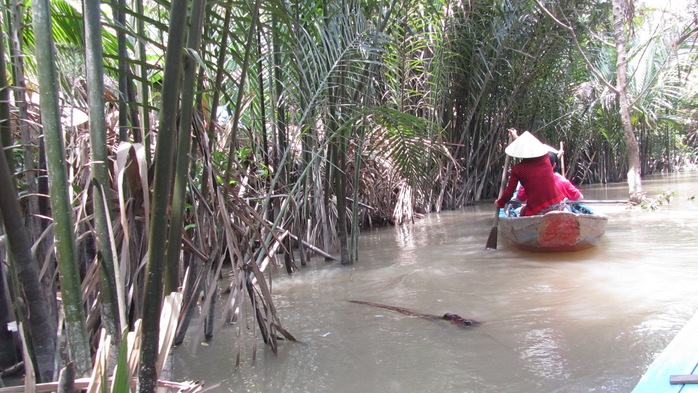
top-left (174, 171), bottom-right (698, 393)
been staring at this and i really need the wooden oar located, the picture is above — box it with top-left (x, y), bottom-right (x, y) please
top-left (485, 138), bottom-right (512, 250)
top-left (559, 141), bottom-right (565, 177)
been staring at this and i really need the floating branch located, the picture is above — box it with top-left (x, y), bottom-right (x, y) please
top-left (348, 300), bottom-right (480, 328)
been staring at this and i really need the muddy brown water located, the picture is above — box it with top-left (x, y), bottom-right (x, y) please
top-left (173, 171), bottom-right (698, 393)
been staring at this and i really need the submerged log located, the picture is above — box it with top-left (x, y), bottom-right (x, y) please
top-left (348, 300), bottom-right (480, 328)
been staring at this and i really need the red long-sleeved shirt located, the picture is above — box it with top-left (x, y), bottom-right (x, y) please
top-left (517, 173), bottom-right (583, 202)
top-left (495, 155), bottom-right (564, 216)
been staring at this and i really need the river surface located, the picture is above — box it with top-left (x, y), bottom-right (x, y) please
top-left (173, 171), bottom-right (698, 393)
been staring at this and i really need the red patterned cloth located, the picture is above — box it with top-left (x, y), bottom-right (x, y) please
top-left (517, 173), bottom-right (583, 202)
top-left (496, 155), bottom-right (564, 216)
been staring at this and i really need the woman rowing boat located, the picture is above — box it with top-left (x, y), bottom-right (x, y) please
top-left (495, 130), bottom-right (564, 216)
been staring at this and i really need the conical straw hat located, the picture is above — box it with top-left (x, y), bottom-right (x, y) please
top-left (544, 144), bottom-right (559, 154)
top-left (505, 131), bottom-right (549, 158)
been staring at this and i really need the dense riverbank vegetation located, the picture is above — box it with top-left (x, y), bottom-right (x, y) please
top-left (0, 0), bottom-right (696, 390)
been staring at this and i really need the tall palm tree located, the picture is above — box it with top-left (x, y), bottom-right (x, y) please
top-left (612, 0), bottom-right (642, 202)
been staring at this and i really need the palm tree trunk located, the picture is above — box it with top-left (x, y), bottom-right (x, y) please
top-left (223, 0), bottom-right (262, 186)
top-left (136, 0), bottom-right (152, 158)
top-left (0, 29), bottom-right (24, 374)
top-left (0, 140), bottom-right (56, 383)
top-left (335, 81), bottom-right (351, 265)
top-left (271, 13), bottom-right (291, 263)
top-left (0, 34), bottom-right (12, 170)
top-left (165, 0), bottom-right (207, 293)
top-left (137, 0), bottom-right (188, 389)
top-left (256, 26), bottom-right (270, 171)
top-left (84, 0), bottom-right (124, 346)
top-left (110, 0), bottom-right (130, 142)
top-left (205, 2), bottom-right (232, 144)
top-left (332, 127), bottom-right (350, 264)
top-left (5, 0), bottom-right (53, 318)
top-left (31, 0), bottom-right (91, 376)
top-left (612, 0), bottom-right (642, 202)
top-left (0, 261), bottom-right (18, 371)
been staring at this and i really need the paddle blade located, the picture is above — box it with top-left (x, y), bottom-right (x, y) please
top-left (485, 226), bottom-right (498, 249)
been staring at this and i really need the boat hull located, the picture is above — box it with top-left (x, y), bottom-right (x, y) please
top-left (499, 210), bottom-right (608, 252)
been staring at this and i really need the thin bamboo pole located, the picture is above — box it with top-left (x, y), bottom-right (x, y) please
top-left (31, 0), bottom-right (91, 376)
top-left (137, 0), bottom-right (188, 388)
top-left (165, 0), bottom-right (208, 293)
top-left (84, 0), bottom-right (124, 343)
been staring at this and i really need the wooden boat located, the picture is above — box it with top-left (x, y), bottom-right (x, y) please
top-left (631, 311), bottom-right (698, 392)
top-left (498, 204), bottom-right (608, 252)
